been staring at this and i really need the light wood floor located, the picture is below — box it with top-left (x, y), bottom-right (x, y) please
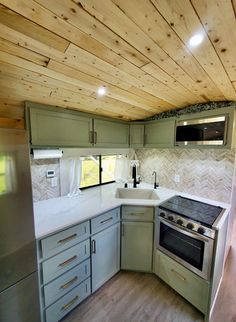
top-left (62, 223), bottom-right (236, 322)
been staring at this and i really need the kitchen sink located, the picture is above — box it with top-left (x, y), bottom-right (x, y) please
top-left (115, 188), bottom-right (160, 200)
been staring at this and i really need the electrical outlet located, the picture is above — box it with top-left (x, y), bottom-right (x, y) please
top-left (51, 177), bottom-right (58, 187)
top-left (174, 174), bottom-right (180, 183)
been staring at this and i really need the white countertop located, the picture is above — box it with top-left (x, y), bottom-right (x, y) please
top-left (33, 182), bottom-right (231, 239)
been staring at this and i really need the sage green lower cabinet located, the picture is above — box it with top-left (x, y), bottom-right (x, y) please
top-left (37, 221), bottom-right (92, 322)
top-left (91, 222), bottom-right (120, 292)
top-left (121, 206), bottom-right (154, 272)
top-left (155, 249), bottom-right (210, 315)
top-left (45, 278), bottom-right (91, 322)
top-left (144, 118), bottom-right (175, 148)
top-left (93, 118), bottom-right (129, 147)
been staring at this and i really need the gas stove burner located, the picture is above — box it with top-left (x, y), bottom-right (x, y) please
top-left (159, 195), bottom-right (223, 228)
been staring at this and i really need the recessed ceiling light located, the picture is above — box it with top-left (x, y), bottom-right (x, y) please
top-left (188, 33), bottom-right (204, 47)
top-left (97, 86), bottom-right (106, 96)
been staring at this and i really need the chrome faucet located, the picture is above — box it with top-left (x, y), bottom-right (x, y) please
top-left (152, 171), bottom-right (158, 189)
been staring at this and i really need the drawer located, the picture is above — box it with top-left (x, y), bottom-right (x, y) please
top-left (41, 221), bottom-right (90, 259)
top-left (44, 258), bottom-right (90, 307)
top-left (45, 277), bottom-right (91, 322)
top-left (122, 206), bottom-right (154, 221)
top-left (42, 239), bottom-right (90, 284)
top-left (91, 208), bottom-right (120, 234)
top-left (156, 250), bottom-right (210, 313)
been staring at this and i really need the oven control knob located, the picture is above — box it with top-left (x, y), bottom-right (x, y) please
top-left (177, 219), bottom-right (183, 226)
top-left (197, 227), bottom-right (205, 235)
top-left (186, 223), bottom-right (194, 230)
top-left (168, 215), bottom-right (174, 221)
top-left (160, 212), bottom-right (165, 218)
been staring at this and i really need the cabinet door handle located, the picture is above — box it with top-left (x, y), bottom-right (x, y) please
top-left (171, 269), bottom-right (186, 281)
top-left (60, 276), bottom-right (78, 290)
top-left (92, 239), bottom-right (96, 254)
top-left (122, 223), bottom-right (125, 236)
top-left (94, 131), bottom-right (97, 144)
top-left (58, 255), bottom-right (77, 267)
top-left (100, 217), bottom-right (113, 225)
top-left (89, 131), bottom-right (93, 143)
top-left (61, 295), bottom-right (79, 311)
top-left (57, 233), bottom-right (77, 244)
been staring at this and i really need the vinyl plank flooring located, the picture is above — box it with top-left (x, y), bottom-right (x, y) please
top-left (62, 271), bottom-right (203, 322)
top-left (62, 222), bottom-right (236, 322)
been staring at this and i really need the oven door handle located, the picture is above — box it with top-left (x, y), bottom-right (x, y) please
top-left (158, 217), bottom-right (211, 242)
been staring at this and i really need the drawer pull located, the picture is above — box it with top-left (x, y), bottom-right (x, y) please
top-left (58, 233), bottom-right (77, 244)
top-left (61, 295), bottom-right (79, 311)
top-left (60, 276), bottom-right (78, 290)
top-left (58, 255), bottom-right (77, 267)
top-left (171, 269), bottom-right (186, 282)
top-left (130, 213), bottom-right (144, 216)
top-left (100, 217), bottom-right (113, 225)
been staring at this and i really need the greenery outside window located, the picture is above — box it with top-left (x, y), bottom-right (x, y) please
top-left (80, 155), bottom-right (116, 189)
top-left (0, 156), bottom-right (6, 194)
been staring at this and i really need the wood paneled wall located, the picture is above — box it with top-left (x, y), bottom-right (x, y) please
top-left (0, 0), bottom-right (236, 128)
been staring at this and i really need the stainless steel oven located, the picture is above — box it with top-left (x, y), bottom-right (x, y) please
top-left (156, 213), bottom-right (214, 280)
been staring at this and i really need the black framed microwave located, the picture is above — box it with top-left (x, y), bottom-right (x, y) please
top-left (175, 115), bottom-right (228, 146)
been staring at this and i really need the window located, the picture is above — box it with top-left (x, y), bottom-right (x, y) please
top-left (80, 155), bottom-right (117, 189)
top-left (0, 156), bottom-right (6, 194)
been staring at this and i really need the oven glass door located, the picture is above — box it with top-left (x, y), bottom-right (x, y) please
top-left (159, 221), bottom-right (205, 271)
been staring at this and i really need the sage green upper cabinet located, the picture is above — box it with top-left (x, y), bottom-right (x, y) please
top-left (26, 103), bottom-right (93, 147)
top-left (93, 118), bottom-right (129, 147)
top-left (129, 124), bottom-right (144, 148)
top-left (144, 118), bottom-right (175, 148)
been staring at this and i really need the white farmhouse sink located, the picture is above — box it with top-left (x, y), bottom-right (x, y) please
top-left (115, 188), bottom-right (160, 200)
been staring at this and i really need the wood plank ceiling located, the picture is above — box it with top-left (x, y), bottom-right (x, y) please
top-left (0, 0), bottom-right (236, 126)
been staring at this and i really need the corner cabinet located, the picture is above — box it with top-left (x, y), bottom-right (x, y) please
top-left (93, 118), bottom-right (129, 148)
top-left (121, 206), bottom-right (154, 272)
top-left (144, 118), bottom-right (175, 148)
top-left (26, 102), bottom-right (93, 147)
top-left (129, 124), bottom-right (144, 148)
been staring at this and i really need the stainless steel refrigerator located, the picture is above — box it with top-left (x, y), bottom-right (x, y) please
top-left (0, 128), bottom-right (41, 322)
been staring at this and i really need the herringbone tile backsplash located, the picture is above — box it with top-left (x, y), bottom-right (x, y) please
top-left (31, 158), bottom-right (60, 202)
top-left (136, 148), bottom-right (236, 203)
top-left (31, 149), bottom-right (235, 204)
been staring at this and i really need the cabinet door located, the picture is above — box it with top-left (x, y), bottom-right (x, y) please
top-left (130, 124), bottom-right (144, 147)
top-left (91, 223), bottom-right (120, 292)
top-left (94, 119), bottom-right (129, 147)
top-left (156, 250), bottom-right (210, 314)
top-left (121, 221), bottom-right (153, 272)
top-left (28, 105), bottom-right (93, 147)
top-left (145, 118), bottom-right (175, 148)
